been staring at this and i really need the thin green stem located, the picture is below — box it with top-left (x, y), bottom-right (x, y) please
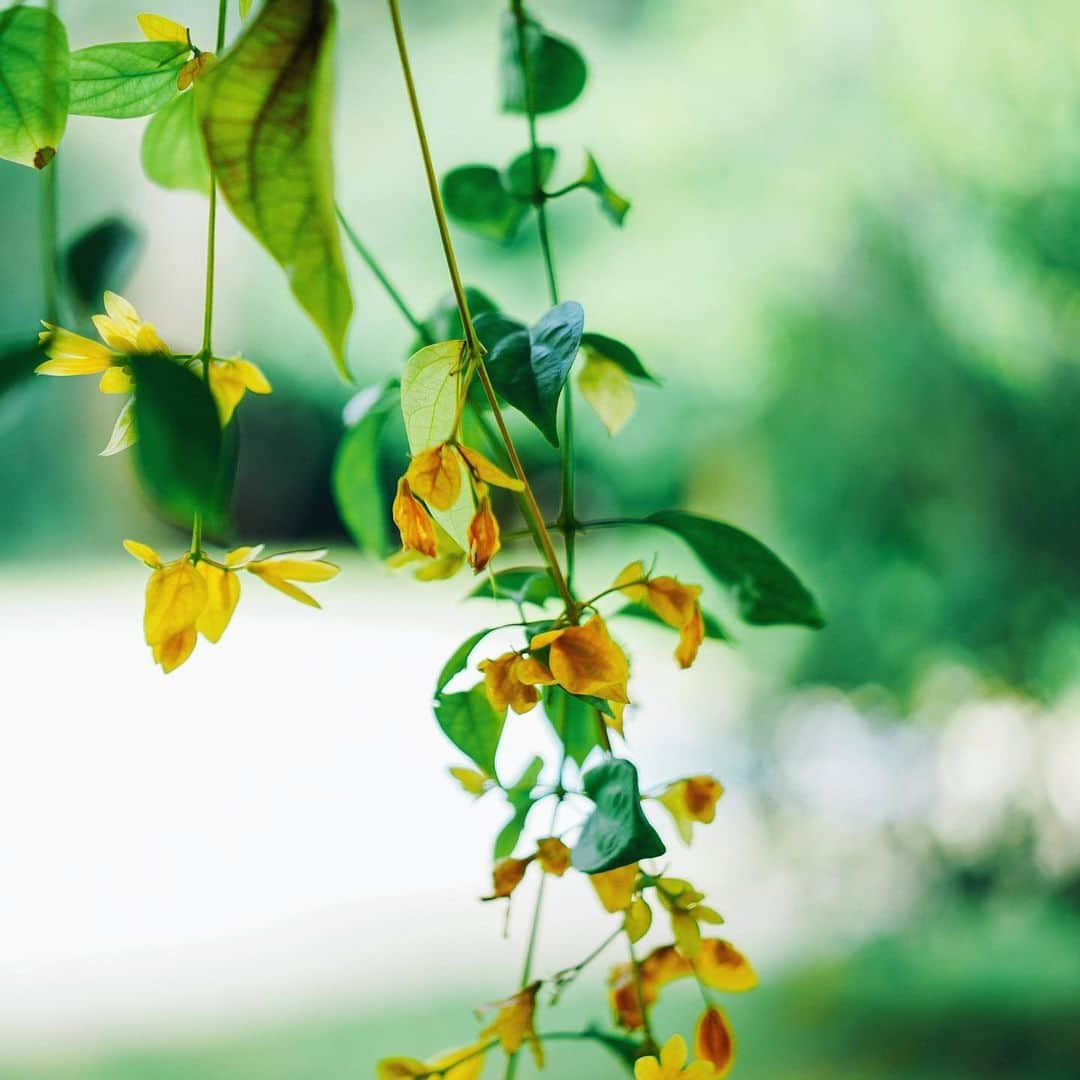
top-left (40, 0), bottom-right (60, 326)
top-left (627, 936), bottom-right (658, 1055)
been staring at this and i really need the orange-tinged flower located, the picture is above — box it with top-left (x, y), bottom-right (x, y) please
top-left (591, 862), bottom-right (638, 912)
top-left (406, 443), bottom-right (462, 511)
top-left (634, 1034), bottom-right (717, 1080)
top-left (177, 51), bottom-right (213, 90)
top-left (478, 651), bottom-right (555, 715)
top-left (483, 856), bottom-right (534, 901)
top-left (481, 982), bottom-right (543, 1068)
top-left (393, 477), bottom-right (438, 558)
top-left (657, 777), bottom-right (724, 844)
top-left (206, 357), bottom-right (271, 425)
top-left (467, 491), bottom-right (500, 571)
top-left (457, 444), bottom-right (525, 492)
top-left (695, 1007), bottom-right (735, 1077)
top-left (616, 560), bottom-right (705, 669)
top-left (694, 939), bottom-right (757, 993)
top-left (246, 549), bottom-right (339, 608)
top-left (530, 614), bottom-right (630, 702)
top-left (536, 837), bottom-right (570, 876)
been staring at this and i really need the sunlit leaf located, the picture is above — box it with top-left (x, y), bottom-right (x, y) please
top-left (494, 755), bottom-right (544, 858)
top-left (469, 566), bottom-right (558, 607)
top-left (0, 6), bottom-right (69, 169)
top-left (141, 90), bottom-right (210, 193)
top-left (435, 682), bottom-right (506, 779)
top-left (129, 354), bottom-right (222, 520)
top-left (332, 379), bottom-right (398, 555)
top-left (197, 0), bottom-right (353, 375)
top-left (64, 217), bottom-right (141, 309)
top-left (580, 152), bottom-right (630, 225)
top-left (645, 510), bottom-right (824, 628)
top-left (578, 353), bottom-right (635, 436)
top-left (543, 685), bottom-right (603, 768)
top-left (69, 41), bottom-right (189, 118)
top-left (500, 9), bottom-right (586, 116)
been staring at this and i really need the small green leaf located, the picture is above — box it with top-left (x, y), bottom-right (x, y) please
top-left (0, 5), bottom-right (69, 169)
top-left (332, 379), bottom-right (399, 555)
top-left (197, 0), bottom-right (353, 376)
top-left (494, 755), bottom-right (544, 858)
top-left (469, 566), bottom-right (558, 607)
top-left (615, 602), bottom-right (730, 642)
top-left (500, 10), bottom-right (587, 116)
top-left (141, 90), bottom-right (210, 193)
top-left (434, 683), bottom-right (506, 779)
top-left (504, 146), bottom-right (556, 199)
top-left (485, 301), bottom-right (584, 446)
top-left (240, 0), bottom-right (255, 17)
top-left (69, 41), bottom-right (189, 119)
top-left (442, 165), bottom-right (527, 243)
top-left (543, 685), bottom-right (603, 768)
top-left (64, 217), bottom-right (141, 309)
top-left (129, 355), bottom-right (222, 520)
top-left (646, 510), bottom-right (825, 628)
top-left (580, 152), bottom-right (630, 226)
top-left (436, 626), bottom-right (497, 695)
top-left (580, 332), bottom-right (657, 384)
top-left (412, 287), bottom-right (499, 354)
top-left (400, 339), bottom-right (473, 548)
top-left (572, 758), bottom-right (665, 874)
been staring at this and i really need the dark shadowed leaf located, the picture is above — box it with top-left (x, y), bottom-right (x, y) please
top-left (543, 685), bottom-right (603, 768)
top-left (64, 218), bottom-right (142, 309)
top-left (69, 41), bottom-right (189, 118)
top-left (0, 345), bottom-right (42, 400)
top-left (141, 90), bottom-right (210, 193)
top-left (412, 287), bottom-right (499, 354)
top-left (580, 333), bottom-right (657, 384)
top-left (469, 566), bottom-right (558, 606)
top-left (434, 682), bottom-right (506, 778)
top-left (500, 10), bottom-right (587, 116)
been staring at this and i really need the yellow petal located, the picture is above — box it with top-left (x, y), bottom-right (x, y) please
top-left (103, 291), bottom-right (139, 325)
top-left (675, 604), bottom-right (705, 668)
top-left (633, 1058), bottom-right (661, 1080)
top-left (590, 863), bottom-right (637, 912)
top-left (695, 1006), bottom-right (735, 1077)
top-left (101, 398), bottom-right (137, 456)
top-left (644, 576), bottom-right (702, 630)
top-left (660, 1033), bottom-right (688, 1072)
top-left (229, 357), bottom-right (271, 393)
top-left (247, 568), bottom-right (319, 608)
top-left (152, 625), bottom-right (197, 673)
top-left (92, 313), bottom-right (138, 351)
top-left (136, 12), bottom-right (189, 43)
top-left (457, 444), bottom-right (525, 491)
top-left (376, 1058), bottom-right (426, 1079)
top-left (144, 559), bottom-right (207, 645)
top-left (481, 983), bottom-right (543, 1068)
top-left (176, 51), bottom-right (212, 91)
top-left (578, 353), bottom-right (636, 436)
top-left (134, 322), bottom-right (170, 354)
top-left (248, 554), bottom-right (339, 582)
top-left (614, 560), bottom-right (648, 605)
top-left (539, 615), bottom-right (630, 702)
top-left (406, 443), bottom-right (462, 511)
top-left (434, 1043), bottom-right (486, 1080)
top-left (623, 897), bottom-right (652, 943)
top-left (694, 939), bottom-right (758, 993)
top-left (224, 544), bottom-right (264, 568)
top-left (98, 365), bottom-right (134, 394)
top-left (466, 495), bottom-right (501, 572)
top-left (195, 562), bottom-right (240, 643)
top-left (123, 539), bottom-right (162, 568)
top-left (448, 766), bottom-right (490, 797)
top-left (673, 909), bottom-right (702, 957)
top-left (393, 477), bottom-right (438, 558)
top-left (479, 652), bottom-right (538, 715)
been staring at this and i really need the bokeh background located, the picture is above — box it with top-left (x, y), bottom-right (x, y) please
top-left (2, 1), bottom-right (1079, 1077)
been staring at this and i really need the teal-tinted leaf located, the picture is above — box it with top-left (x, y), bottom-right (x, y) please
top-left (580, 332), bottom-right (657, 384)
top-left (412, 287), bottom-right (499, 354)
top-left (485, 301), bottom-right (584, 446)
top-left (64, 217), bottom-right (141, 309)
top-left (572, 758), bottom-right (665, 874)
top-left (580, 152), bottom-right (630, 225)
top-left (129, 354), bottom-right (222, 519)
top-left (434, 683), bottom-right (506, 778)
top-left (503, 145), bottom-right (556, 199)
top-left (332, 379), bottom-right (398, 555)
top-left (494, 755), bottom-right (544, 858)
top-left (141, 89), bottom-right (210, 193)
top-left (543, 685), bottom-right (603, 768)
top-left (198, 0), bottom-right (353, 376)
top-left (469, 566), bottom-right (558, 607)
top-left (442, 165), bottom-right (527, 243)
top-left (500, 10), bottom-right (586, 116)
top-left (645, 510), bottom-right (825, 628)
top-left (615, 602), bottom-right (730, 642)
top-left (69, 41), bottom-right (189, 119)
top-left (206, 410), bottom-right (240, 531)
top-left (436, 626), bottom-right (497, 695)
top-left (474, 311), bottom-right (526, 354)
top-left (0, 6), bottom-right (69, 169)
top-left (0, 344), bottom-right (41, 400)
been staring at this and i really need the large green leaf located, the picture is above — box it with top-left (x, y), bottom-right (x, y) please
top-left (332, 379), bottom-right (398, 555)
top-left (494, 755), bottom-right (544, 858)
top-left (645, 510), bottom-right (825, 628)
top-left (197, 0), bottom-right (353, 376)
top-left (469, 566), bottom-right (558, 607)
top-left (400, 339), bottom-right (473, 548)
top-left (543, 685), bottom-right (603, 768)
top-left (129, 355), bottom-right (222, 520)
top-left (500, 10), bottom-right (586, 116)
top-left (64, 217), bottom-right (141, 309)
top-left (69, 41), bottom-right (189, 119)
top-left (0, 6), bottom-right (69, 169)
top-left (141, 90), bottom-right (210, 193)
top-left (436, 626), bottom-right (497, 695)
top-left (572, 758), bottom-right (665, 875)
top-left (483, 301), bottom-right (584, 446)
top-left (434, 683), bottom-right (506, 779)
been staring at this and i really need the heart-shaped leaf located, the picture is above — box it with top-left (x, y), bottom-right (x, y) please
top-left (434, 682), bottom-right (506, 779)
top-left (141, 90), bottom-right (211, 193)
top-left (543, 685), bottom-right (604, 768)
top-left (500, 9), bottom-right (586, 116)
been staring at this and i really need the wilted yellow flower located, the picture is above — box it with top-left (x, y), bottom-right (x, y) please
top-left (206, 357), bottom-right (271, 424)
top-left (388, 520), bottom-right (465, 580)
top-left (536, 837), bottom-right (570, 876)
top-left (695, 1006), bottom-right (735, 1077)
top-left (246, 549), bottom-right (339, 608)
top-left (478, 651), bottom-right (555, 715)
top-left (457, 444), bottom-right (524, 492)
top-left (466, 488), bottom-right (500, 572)
top-left (591, 862), bottom-right (638, 912)
top-left (657, 776), bottom-right (724, 844)
top-left (693, 939), bottom-right (757, 992)
top-left (616, 561), bottom-right (705, 669)
top-left (406, 443), bottom-right (462, 511)
top-left (483, 856), bottom-right (534, 901)
top-left (530, 614), bottom-right (630, 703)
top-left (137, 12), bottom-right (189, 43)
top-left (393, 477), bottom-right (438, 558)
top-left (177, 51), bottom-right (213, 91)
top-left (448, 766), bottom-right (492, 797)
top-left (481, 982), bottom-right (543, 1068)
top-left (378, 1043), bottom-right (485, 1080)
top-left (634, 1034), bottom-right (717, 1080)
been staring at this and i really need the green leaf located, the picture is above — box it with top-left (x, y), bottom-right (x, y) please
top-left (400, 339), bottom-right (473, 548)
top-left (580, 332), bottom-right (657, 384)
top-left (580, 152), bottom-right (630, 226)
top-left (332, 379), bottom-right (398, 555)
top-left (69, 41), bottom-right (189, 119)
top-left (572, 758), bottom-right (665, 874)
top-left (500, 10), bottom-right (587, 116)
top-left (412, 287), bottom-right (498, 354)
top-left (197, 0), bottom-right (353, 376)
top-left (645, 510), bottom-right (825, 628)
top-left (0, 5), bottom-right (69, 169)
top-left (469, 566), bottom-right (558, 607)
top-left (64, 217), bottom-right (141, 309)
top-left (240, 0), bottom-right (255, 17)
top-left (129, 354), bottom-right (222, 520)
top-left (543, 685), bottom-right (603, 768)
top-left (615, 602), bottom-right (730, 642)
top-left (485, 301), bottom-right (585, 446)
top-left (582, 1026), bottom-right (643, 1074)
top-left (504, 146), bottom-right (556, 199)
top-left (141, 89), bottom-right (210, 193)
top-left (442, 166), bottom-right (526, 243)
top-left (494, 755), bottom-right (544, 858)
top-left (434, 683), bottom-right (506, 779)
top-left (0, 344), bottom-right (42, 400)
top-left (436, 626), bottom-right (497, 695)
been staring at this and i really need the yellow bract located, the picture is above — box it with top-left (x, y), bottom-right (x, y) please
top-left (207, 357), bottom-right (272, 425)
top-left (657, 776), bottom-right (724, 844)
top-left (137, 12), bottom-right (189, 43)
top-left (481, 982), bottom-right (543, 1068)
top-left (578, 353), bottom-right (636, 436)
top-left (634, 1034), bottom-right (717, 1080)
top-left (590, 862), bottom-right (638, 912)
top-left (392, 477), bottom-right (438, 559)
top-left (478, 651), bottom-right (555, 715)
top-left (530, 614), bottom-right (630, 703)
top-left (695, 1006), bottom-right (735, 1077)
top-left (406, 443), bottom-right (462, 511)
top-left (615, 560), bottom-right (705, 669)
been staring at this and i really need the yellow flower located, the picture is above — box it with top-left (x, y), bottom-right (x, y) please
top-left (694, 939), bottom-right (757, 992)
top-left (478, 651), bottom-right (555, 715)
top-left (137, 12), bottom-right (189, 44)
top-left (378, 1043), bottom-right (485, 1080)
top-left (246, 549), bottom-right (340, 608)
top-left (530, 614), bottom-right (630, 703)
top-left (590, 862), bottom-right (638, 912)
top-left (695, 1007), bottom-right (735, 1077)
top-left (448, 766), bottom-right (493, 797)
top-left (615, 561), bottom-right (705, 669)
top-left (206, 357), bottom-right (271, 425)
top-left (481, 982), bottom-right (543, 1068)
top-left (466, 489), bottom-right (501, 572)
top-left (634, 1034), bottom-right (717, 1080)
top-left (387, 520), bottom-right (465, 580)
top-left (536, 837), bottom-right (570, 876)
top-left (655, 877), bottom-right (724, 958)
top-left (393, 477), bottom-right (438, 558)
top-left (657, 776), bottom-right (724, 844)
top-left (457, 444), bottom-right (524, 492)
top-left (406, 442), bottom-right (462, 511)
